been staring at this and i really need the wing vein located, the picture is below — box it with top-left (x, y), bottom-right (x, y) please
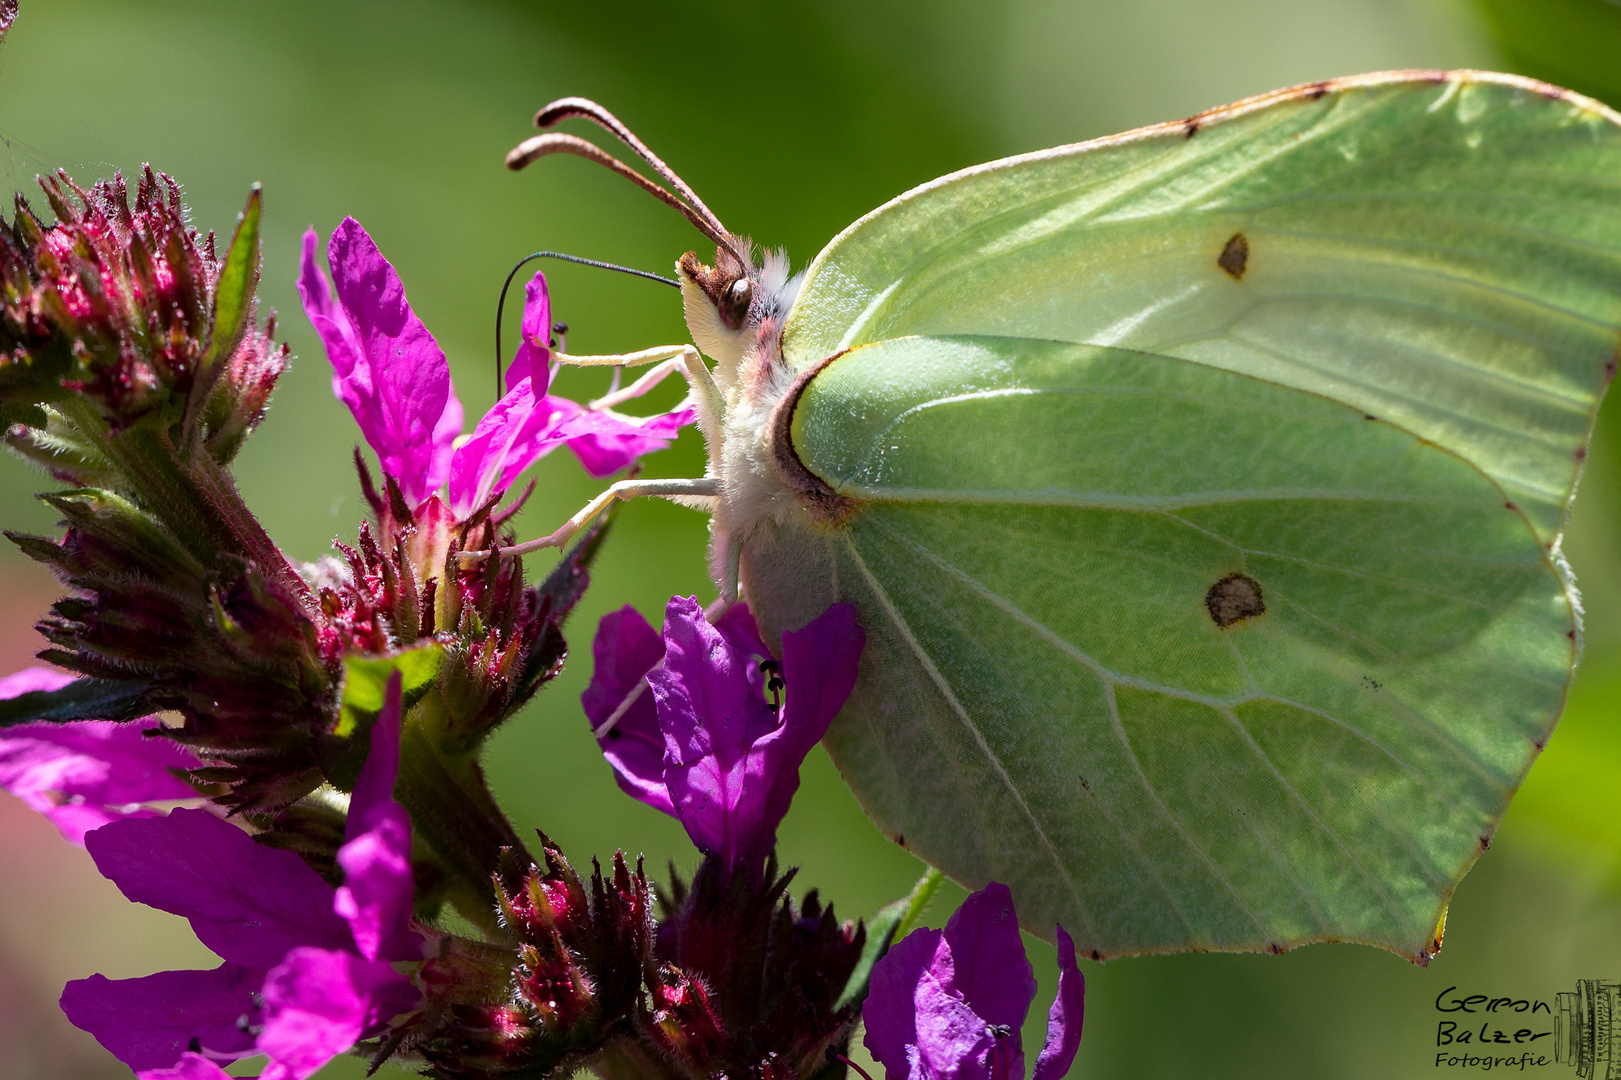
top-left (838, 533), bottom-right (1099, 939)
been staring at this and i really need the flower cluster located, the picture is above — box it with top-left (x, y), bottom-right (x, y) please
top-left (0, 170), bottom-right (1086, 1080)
top-left (0, 169), bottom-right (284, 452)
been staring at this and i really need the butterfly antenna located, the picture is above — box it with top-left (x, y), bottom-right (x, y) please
top-left (505, 132), bottom-right (732, 253)
top-left (535, 98), bottom-right (729, 236)
top-left (512, 96), bottom-right (744, 263)
top-left (494, 250), bottom-right (678, 402)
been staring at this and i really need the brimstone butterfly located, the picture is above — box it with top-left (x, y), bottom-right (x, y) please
top-left (485, 70), bottom-right (1621, 962)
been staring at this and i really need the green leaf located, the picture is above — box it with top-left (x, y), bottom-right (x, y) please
top-left (0, 677), bottom-right (153, 727)
top-left (337, 645), bottom-right (444, 738)
top-left (198, 185), bottom-right (261, 376)
top-left (834, 868), bottom-right (943, 1012)
top-left (0, 399), bottom-right (47, 431)
top-left (316, 644), bottom-right (443, 793)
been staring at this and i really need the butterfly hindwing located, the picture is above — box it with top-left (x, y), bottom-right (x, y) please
top-left (743, 334), bottom-right (1573, 958)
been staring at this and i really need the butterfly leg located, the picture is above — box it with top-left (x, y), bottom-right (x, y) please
top-left (457, 476), bottom-right (719, 562)
top-left (461, 344), bottom-right (729, 565)
top-left (587, 357), bottom-right (681, 410)
top-left (551, 344), bottom-right (695, 368)
top-left (557, 343), bottom-right (724, 446)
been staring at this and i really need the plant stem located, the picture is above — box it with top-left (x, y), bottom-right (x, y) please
top-left (397, 711), bottom-right (532, 938)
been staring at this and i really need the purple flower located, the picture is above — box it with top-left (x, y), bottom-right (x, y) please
top-left (491, 268), bottom-right (697, 479)
top-left (301, 222), bottom-right (694, 518)
top-left (62, 671), bottom-right (421, 1077)
top-left (863, 883), bottom-right (1085, 1080)
top-left (583, 597), bottom-right (863, 878)
top-left (298, 220), bottom-right (462, 511)
top-left (446, 270), bottom-right (695, 512)
top-left (444, 272), bottom-right (586, 517)
top-left (0, 666), bottom-right (202, 844)
top-left (560, 402), bottom-right (698, 479)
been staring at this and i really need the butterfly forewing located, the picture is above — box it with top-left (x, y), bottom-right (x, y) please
top-left (745, 335), bottom-right (1573, 958)
top-left (780, 71), bottom-right (1621, 544)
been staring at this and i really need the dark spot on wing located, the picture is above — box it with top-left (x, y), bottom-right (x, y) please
top-left (1359, 675), bottom-right (1382, 692)
top-left (1182, 118), bottom-right (1200, 139)
top-left (891, 833), bottom-right (906, 848)
top-left (1504, 501), bottom-right (1517, 511)
top-left (1267, 942), bottom-right (1286, 955)
top-left (1478, 835), bottom-right (1491, 852)
top-left (1079, 776), bottom-right (1092, 793)
top-left (1364, 414), bottom-right (1377, 421)
top-left (1206, 573), bottom-right (1264, 628)
top-left (1217, 233), bottom-right (1249, 280)
top-left (1089, 949), bottom-right (1102, 961)
top-left (1576, 444), bottom-right (1589, 462)
top-left (1307, 81), bottom-right (1331, 100)
top-left (1567, 629), bottom-right (1577, 641)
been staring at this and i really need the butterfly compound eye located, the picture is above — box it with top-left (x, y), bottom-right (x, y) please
top-left (719, 277), bottom-right (754, 330)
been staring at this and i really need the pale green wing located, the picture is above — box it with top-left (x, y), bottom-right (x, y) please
top-left (740, 335), bottom-right (1574, 959)
top-left (781, 70), bottom-right (1621, 543)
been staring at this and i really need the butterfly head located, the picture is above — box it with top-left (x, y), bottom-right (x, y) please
top-left (678, 240), bottom-right (801, 392)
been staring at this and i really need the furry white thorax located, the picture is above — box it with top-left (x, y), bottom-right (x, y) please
top-left (677, 248), bottom-right (810, 597)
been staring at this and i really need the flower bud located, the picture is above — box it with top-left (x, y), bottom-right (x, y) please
top-left (0, 169), bottom-right (284, 460)
top-left (649, 854), bottom-right (866, 1080)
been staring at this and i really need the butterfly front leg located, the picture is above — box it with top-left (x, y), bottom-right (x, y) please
top-left (458, 343), bottom-right (727, 564)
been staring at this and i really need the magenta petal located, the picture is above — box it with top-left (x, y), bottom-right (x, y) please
top-left (583, 606), bottom-right (674, 816)
top-left (335, 671), bottom-right (420, 962)
top-left (911, 969), bottom-right (1001, 1080)
top-left (313, 218), bottom-right (458, 508)
top-left (777, 604), bottom-right (863, 750)
top-left (1030, 926), bottom-right (1085, 1080)
top-left (447, 376), bottom-right (576, 517)
top-left (425, 382), bottom-right (464, 499)
top-left (0, 665), bottom-right (75, 696)
top-left (712, 603), bottom-right (770, 664)
top-left (258, 947), bottom-right (419, 1080)
top-left (505, 271), bottom-right (552, 392)
top-left (347, 671), bottom-right (403, 837)
top-left (566, 406), bottom-right (697, 478)
top-left (863, 927), bottom-right (942, 1080)
top-left (297, 229), bottom-right (363, 391)
top-left (137, 1052), bottom-right (239, 1080)
top-left (937, 882), bottom-right (1036, 1037)
top-left (0, 714), bottom-right (200, 844)
top-left (60, 962), bottom-right (263, 1070)
top-left (649, 595), bottom-right (782, 869)
top-left (741, 603), bottom-right (865, 850)
top-left (85, 808), bottom-right (351, 968)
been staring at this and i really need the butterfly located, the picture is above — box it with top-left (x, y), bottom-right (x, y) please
top-left (479, 71), bottom-right (1621, 963)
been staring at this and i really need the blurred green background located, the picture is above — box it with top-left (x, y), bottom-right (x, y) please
top-left (0, 1), bottom-right (1618, 1077)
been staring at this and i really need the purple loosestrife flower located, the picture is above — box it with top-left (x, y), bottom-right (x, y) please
top-left (61, 671), bottom-right (422, 1078)
top-left (862, 883), bottom-right (1085, 1080)
top-left (297, 220), bottom-right (462, 511)
top-left (299, 223), bottom-right (694, 521)
top-left (583, 596), bottom-right (863, 880)
top-left (0, 666), bottom-right (201, 843)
